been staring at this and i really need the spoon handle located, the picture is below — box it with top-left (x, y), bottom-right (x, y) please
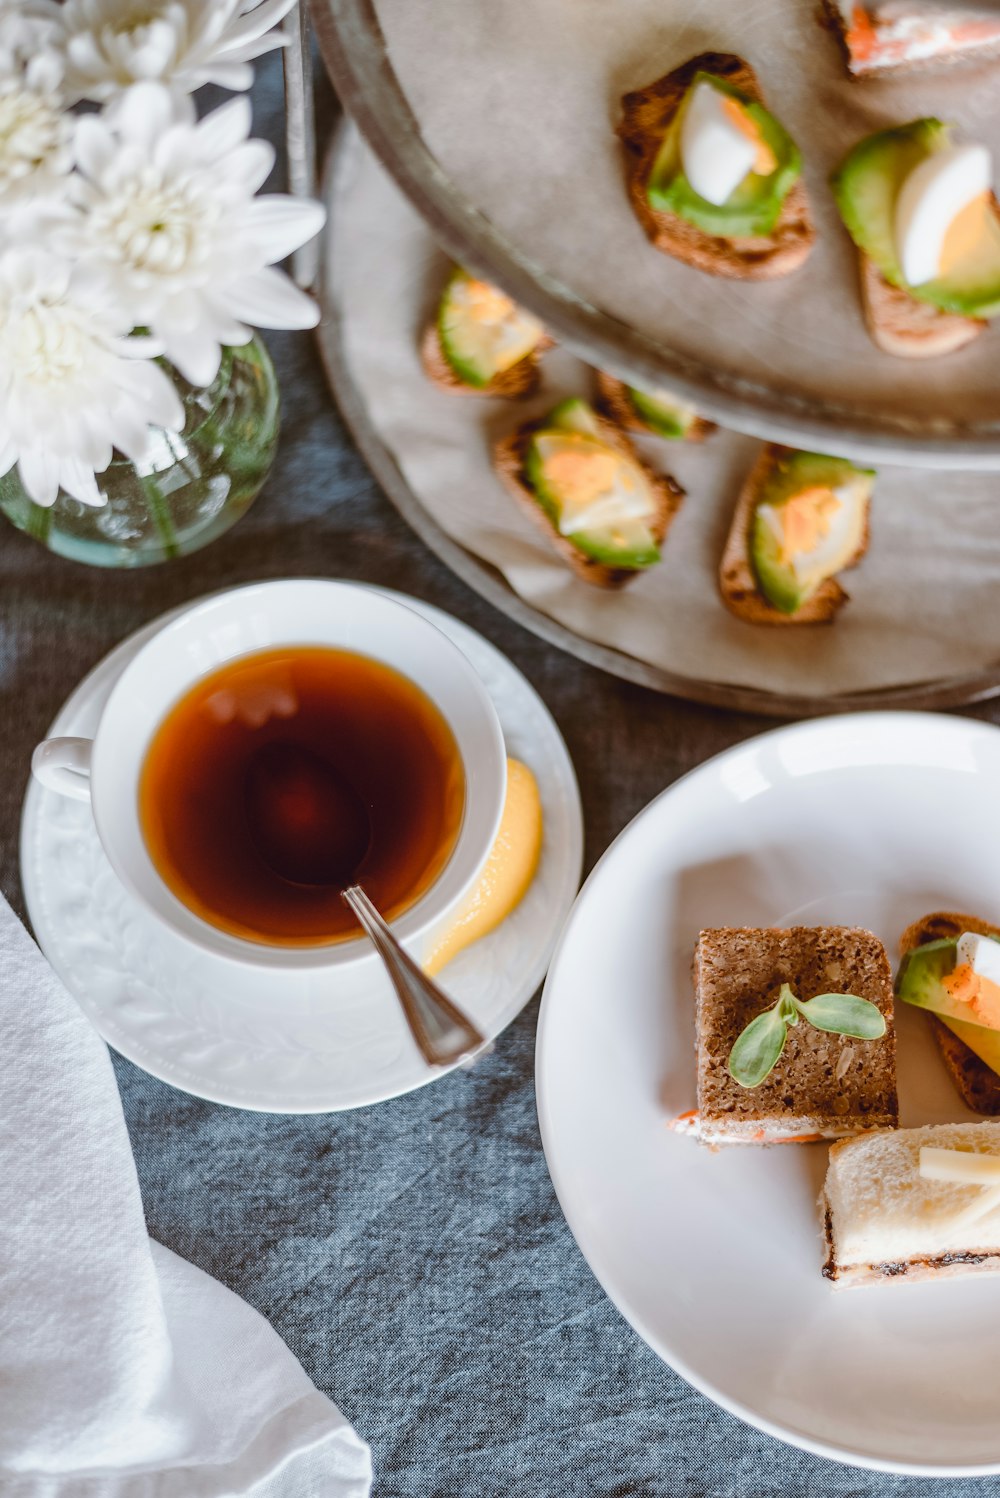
top-left (342, 885), bottom-right (487, 1068)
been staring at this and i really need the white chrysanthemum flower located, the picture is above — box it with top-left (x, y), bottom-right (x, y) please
top-left (0, 248), bottom-right (185, 507)
top-left (59, 0), bottom-right (295, 101)
top-left (66, 82), bottom-right (324, 386)
top-left (0, 1), bottom-right (72, 205)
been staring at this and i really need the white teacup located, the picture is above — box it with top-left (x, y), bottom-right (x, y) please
top-left (31, 580), bottom-right (507, 972)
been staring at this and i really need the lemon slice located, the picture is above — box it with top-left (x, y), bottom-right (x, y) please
top-left (424, 758), bottom-right (543, 976)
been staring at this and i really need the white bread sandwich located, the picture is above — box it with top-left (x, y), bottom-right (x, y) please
top-left (822, 1120), bottom-right (1000, 1286)
top-left (823, 1), bottom-right (1000, 77)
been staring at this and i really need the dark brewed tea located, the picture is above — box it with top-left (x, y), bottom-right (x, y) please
top-left (139, 647), bottom-right (465, 946)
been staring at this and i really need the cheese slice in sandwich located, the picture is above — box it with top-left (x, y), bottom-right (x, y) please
top-left (821, 1120), bottom-right (1000, 1286)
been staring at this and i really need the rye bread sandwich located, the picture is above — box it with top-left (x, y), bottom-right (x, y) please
top-left (896, 911), bottom-right (1000, 1115)
top-left (422, 267), bottom-right (552, 397)
top-left (685, 926), bottom-right (898, 1147)
top-left (492, 397), bottom-right (683, 590)
top-left (719, 445), bottom-right (874, 626)
top-left (593, 370), bottom-right (715, 443)
top-left (617, 52), bottom-right (814, 281)
top-left (821, 1120), bottom-right (1000, 1286)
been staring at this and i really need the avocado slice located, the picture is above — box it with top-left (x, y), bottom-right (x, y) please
top-left (546, 397), bottom-right (604, 439)
top-left (896, 935), bottom-right (1000, 1077)
top-left (647, 71), bottom-right (802, 238)
top-left (437, 269), bottom-right (543, 388)
top-left (523, 401), bottom-right (661, 569)
top-left (749, 451), bottom-right (874, 615)
top-left (628, 386), bottom-right (699, 439)
top-left (831, 120), bottom-right (1000, 319)
top-left (896, 938), bottom-right (964, 1018)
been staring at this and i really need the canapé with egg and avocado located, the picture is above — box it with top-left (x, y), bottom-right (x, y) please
top-left (832, 120), bottom-right (1000, 357)
top-left (492, 398), bottom-right (684, 589)
top-left (421, 268), bottom-right (549, 396)
top-left (617, 51), bottom-right (814, 279)
top-left (719, 445), bottom-right (874, 625)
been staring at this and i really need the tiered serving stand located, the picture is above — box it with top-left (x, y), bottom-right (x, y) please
top-left (307, 0), bottom-right (1000, 714)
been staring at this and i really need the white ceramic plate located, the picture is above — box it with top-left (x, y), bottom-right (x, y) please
top-left (21, 588), bottom-right (583, 1112)
top-left (536, 712), bottom-right (1000, 1474)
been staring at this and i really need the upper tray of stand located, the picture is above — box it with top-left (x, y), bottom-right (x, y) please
top-left (313, 0), bottom-right (1000, 469)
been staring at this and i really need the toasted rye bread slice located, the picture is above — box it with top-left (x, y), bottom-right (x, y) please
top-left (694, 925), bottom-right (898, 1146)
top-left (617, 52), bottom-right (815, 281)
top-left (899, 911), bottom-right (1000, 1115)
top-left (419, 322), bottom-right (554, 399)
top-left (860, 255), bottom-right (986, 359)
top-left (718, 444), bottom-right (869, 626)
top-left (593, 370), bottom-right (716, 442)
top-left (492, 411), bottom-right (684, 590)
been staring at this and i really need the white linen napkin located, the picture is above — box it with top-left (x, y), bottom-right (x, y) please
top-left (0, 892), bottom-right (372, 1498)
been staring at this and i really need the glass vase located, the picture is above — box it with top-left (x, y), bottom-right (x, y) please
top-left (0, 336), bottom-right (280, 568)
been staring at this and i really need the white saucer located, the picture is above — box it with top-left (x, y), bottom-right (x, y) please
top-left (21, 588), bottom-right (583, 1112)
top-left (537, 712), bottom-right (1000, 1475)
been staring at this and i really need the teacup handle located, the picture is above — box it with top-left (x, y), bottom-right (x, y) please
top-left (32, 737), bottom-right (93, 803)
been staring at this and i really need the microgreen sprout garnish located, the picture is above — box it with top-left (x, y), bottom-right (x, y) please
top-left (727, 982), bottom-right (886, 1089)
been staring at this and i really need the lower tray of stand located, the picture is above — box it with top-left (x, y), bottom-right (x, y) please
top-left (317, 125), bottom-right (1000, 717)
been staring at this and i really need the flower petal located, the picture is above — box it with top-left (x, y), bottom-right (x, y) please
top-left (221, 266), bottom-right (320, 329)
top-left (58, 457), bottom-right (104, 507)
top-left (194, 95), bottom-right (252, 163)
top-left (17, 447), bottom-right (61, 508)
top-left (219, 0), bottom-right (296, 51)
top-left (243, 196), bottom-right (326, 262)
top-left (160, 325), bottom-right (223, 387)
top-left (73, 115), bottom-right (116, 180)
top-left (222, 138), bottom-right (274, 194)
top-left (111, 83), bottom-right (189, 152)
top-left (191, 60), bottom-right (256, 91)
top-left (220, 35), bottom-right (287, 66)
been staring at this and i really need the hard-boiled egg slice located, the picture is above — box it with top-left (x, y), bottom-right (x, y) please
top-left (680, 80), bottom-right (775, 207)
top-left (958, 932), bottom-right (1000, 987)
top-left (948, 932), bottom-right (1000, 1028)
top-left (757, 480), bottom-right (866, 587)
top-left (451, 276), bottom-right (545, 373)
top-left (894, 141), bottom-right (992, 286)
top-left (534, 435), bottom-right (656, 536)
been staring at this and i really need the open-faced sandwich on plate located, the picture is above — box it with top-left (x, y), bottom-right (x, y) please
top-left (492, 397), bottom-right (684, 589)
top-left (822, 1120), bottom-right (1000, 1286)
top-left (593, 370), bottom-right (715, 442)
top-left (617, 51), bottom-right (814, 280)
top-left (823, 1), bottom-right (1000, 77)
top-left (832, 121), bottom-right (1000, 357)
top-left (679, 926), bottom-right (897, 1146)
top-left (422, 267), bottom-right (551, 396)
top-left (897, 911), bottom-right (1000, 1114)
top-left (719, 445), bottom-right (875, 625)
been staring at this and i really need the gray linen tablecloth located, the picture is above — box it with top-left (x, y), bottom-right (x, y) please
top-left (3, 55), bottom-right (1000, 1498)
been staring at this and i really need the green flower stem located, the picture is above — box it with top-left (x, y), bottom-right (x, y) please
top-left (140, 473), bottom-right (180, 561)
top-left (24, 503), bottom-right (52, 546)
